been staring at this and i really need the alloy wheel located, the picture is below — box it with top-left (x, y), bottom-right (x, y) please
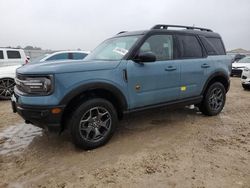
top-left (79, 107), bottom-right (111, 142)
top-left (0, 78), bottom-right (15, 99)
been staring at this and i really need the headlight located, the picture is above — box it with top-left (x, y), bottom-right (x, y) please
top-left (15, 75), bottom-right (53, 95)
top-left (244, 67), bottom-right (249, 72)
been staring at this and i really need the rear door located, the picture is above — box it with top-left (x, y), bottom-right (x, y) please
top-left (176, 34), bottom-right (208, 99)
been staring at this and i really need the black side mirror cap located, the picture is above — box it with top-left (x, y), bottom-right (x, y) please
top-left (134, 52), bottom-right (156, 63)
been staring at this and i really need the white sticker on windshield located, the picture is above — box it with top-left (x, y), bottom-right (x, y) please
top-left (113, 47), bottom-right (128, 56)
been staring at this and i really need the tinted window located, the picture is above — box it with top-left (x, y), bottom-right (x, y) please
top-left (0, 51), bottom-right (3, 59)
top-left (7, 51), bottom-right (21, 59)
top-left (139, 35), bottom-right (173, 61)
top-left (72, 53), bottom-right (88, 60)
top-left (177, 35), bottom-right (203, 58)
top-left (206, 37), bottom-right (225, 55)
top-left (46, 53), bottom-right (69, 61)
top-left (200, 37), bottom-right (217, 55)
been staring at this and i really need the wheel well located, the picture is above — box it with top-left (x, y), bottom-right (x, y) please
top-left (203, 75), bottom-right (229, 94)
top-left (61, 89), bottom-right (125, 130)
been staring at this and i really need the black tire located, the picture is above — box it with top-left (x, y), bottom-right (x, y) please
top-left (0, 78), bottom-right (15, 100)
top-left (199, 82), bottom-right (226, 116)
top-left (242, 84), bottom-right (250, 90)
top-left (70, 98), bottom-right (118, 150)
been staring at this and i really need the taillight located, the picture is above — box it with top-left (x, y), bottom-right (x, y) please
top-left (25, 58), bottom-right (29, 64)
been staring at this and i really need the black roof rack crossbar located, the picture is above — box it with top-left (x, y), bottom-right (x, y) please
top-left (151, 24), bottom-right (213, 32)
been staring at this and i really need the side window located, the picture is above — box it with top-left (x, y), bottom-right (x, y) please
top-left (139, 35), bottom-right (173, 61)
top-left (7, 51), bottom-right (21, 59)
top-left (177, 35), bottom-right (203, 58)
top-left (200, 37), bottom-right (217, 55)
top-left (73, 53), bottom-right (88, 60)
top-left (46, 53), bottom-right (69, 61)
top-left (0, 51), bottom-right (3, 59)
top-left (206, 37), bottom-right (225, 55)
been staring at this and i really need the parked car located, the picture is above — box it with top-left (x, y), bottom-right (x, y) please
top-left (233, 54), bottom-right (246, 62)
top-left (241, 64), bottom-right (250, 89)
top-left (31, 51), bottom-right (89, 63)
top-left (0, 48), bottom-right (27, 99)
top-left (231, 56), bottom-right (250, 77)
top-left (12, 24), bottom-right (232, 149)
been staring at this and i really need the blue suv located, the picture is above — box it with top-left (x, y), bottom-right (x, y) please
top-left (11, 25), bottom-right (232, 149)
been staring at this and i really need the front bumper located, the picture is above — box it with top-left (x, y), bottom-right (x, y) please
top-left (11, 94), bottom-right (65, 132)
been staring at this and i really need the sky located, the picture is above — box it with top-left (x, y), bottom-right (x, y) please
top-left (0, 0), bottom-right (249, 51)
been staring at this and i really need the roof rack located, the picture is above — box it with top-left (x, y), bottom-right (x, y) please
top-left (151, 24), bottom-right (213, 32)
top-left (117, 31), bottom-right (127, 35)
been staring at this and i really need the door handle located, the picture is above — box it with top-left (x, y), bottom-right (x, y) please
top-left (201, 63), bottom-right (210, 68)
top-left (165, 66), bottom-right (177, 71)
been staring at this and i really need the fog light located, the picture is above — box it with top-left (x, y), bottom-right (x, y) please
top-left (51, 108), bottom-right (62, 114)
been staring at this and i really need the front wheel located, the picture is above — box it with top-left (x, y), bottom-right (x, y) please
top-left (0, 78), bottom-right (15, 100)
top-left (199, 82), bottom-right (226, 116)
top-left (70, 98), bottom-right (118, 150)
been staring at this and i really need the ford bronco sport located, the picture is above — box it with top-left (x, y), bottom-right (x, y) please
top-left (11, 25), bottom-right (232, 149)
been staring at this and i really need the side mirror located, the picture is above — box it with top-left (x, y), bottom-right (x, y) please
top-left (134, 52), bottom-right (156, 63)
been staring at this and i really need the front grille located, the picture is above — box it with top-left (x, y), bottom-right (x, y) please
top-left (231, 69), bottom-right (242, 76)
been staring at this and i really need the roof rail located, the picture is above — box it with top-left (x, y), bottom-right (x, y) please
top-left (117, 31), bottom-right (127, 35)
top-left (151, 24), bottom-right (213, 32)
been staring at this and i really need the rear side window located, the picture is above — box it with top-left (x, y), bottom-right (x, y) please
top-left (72, 53), bottom-right (88, 60)
top-left (0, 51), bottom-right (3, 59)
top-left (46, 53), bottom-right (69, 61)
top-left (177, 35), bottom-right (203, 58)
top-left (7, 51), bottom-right (21, 59)
top-left (200, 37), bottom-right (217, 55)
top-left (206, 37), bottom-right (225, 55)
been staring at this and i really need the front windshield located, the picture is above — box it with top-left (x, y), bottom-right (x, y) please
top-left (85, 35), bottom-right (140, 61)
top-left (237, 57), bottom-right (250, 63)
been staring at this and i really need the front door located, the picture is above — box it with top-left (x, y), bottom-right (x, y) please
top-left (126, 34), bottom-right (181, 109)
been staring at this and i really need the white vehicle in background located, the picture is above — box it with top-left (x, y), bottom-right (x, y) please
top-left (0, 48), bottom-right (28, 99)
top-left (31, 50), bottom-right (89, 63)
top-left (241, 64), bottom-right (250, 90)
top-left (231, 56), bottom-right (250, 77)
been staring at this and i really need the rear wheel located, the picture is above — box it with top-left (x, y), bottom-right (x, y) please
top-left (70, 98), bottom-right (118, 150)
top-left (0, 78), bottom-right (15, 100)
top-left (199, 82), bottom-right (226, 116)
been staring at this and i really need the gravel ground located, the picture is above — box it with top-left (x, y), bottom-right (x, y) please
top-left (0, 77), bottom-right (249, 188)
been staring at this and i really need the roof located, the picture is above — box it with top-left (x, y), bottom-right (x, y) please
top-left (115, 24), bottom-right (221, 38)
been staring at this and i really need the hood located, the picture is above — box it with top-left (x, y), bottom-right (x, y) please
top-left (0, 65), bottom-right (21, 76)
top-left (16, 60), bottom-right (121, 75)
top-left (232, 62), bottom-right (250, 68)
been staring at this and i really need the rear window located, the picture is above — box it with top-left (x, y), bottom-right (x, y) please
top-left (7, 50), bottom-right (21, 59)
top-left (206, 37), bottom-right (225, 55)
top-left (0, 51), bottom-right (3, 59)
top-left (177, 35), bottom-right (203, 58)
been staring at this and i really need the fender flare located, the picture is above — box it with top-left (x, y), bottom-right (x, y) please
top-left (59, 82), bottom-right (128, 111)
top-left (201, 72), bottom-right (230, 95)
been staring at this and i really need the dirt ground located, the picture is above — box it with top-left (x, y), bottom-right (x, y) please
top-left (0, 77), bottom-right (249, 188)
